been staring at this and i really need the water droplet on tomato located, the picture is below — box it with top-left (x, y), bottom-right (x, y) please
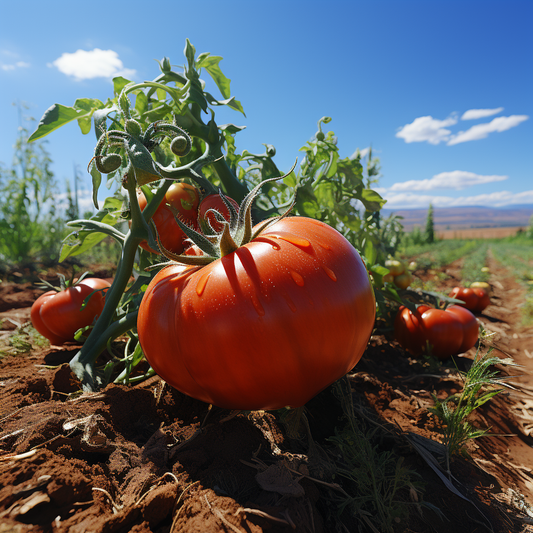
top-left (278, 235), bottom-right (311, 248)
top-left (318, 241), bottom-right (332, 250)
top-left (323, 266), bottom-right (337, 281)
top-left (290, 271), bottom-right (305, 286)
top-left (196, 272), bottom-right (211, 296)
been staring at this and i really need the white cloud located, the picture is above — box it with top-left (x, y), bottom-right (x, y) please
top-left (380, 189), bottom-right (533, 209)
top-left (396, 115), bottom-right (458, 145)
top-left (461, 108), bottom-right (504, 120)
top-left (1, 61), bottom-right (30, 71)
top-left (50, 49), bottom-right (136, 81)
top-left (389, 171), bottom-right (508, 192)
top-left (448, 115), bottom-right (529, 145)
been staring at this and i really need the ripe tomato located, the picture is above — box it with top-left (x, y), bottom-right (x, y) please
top-left (137, 182), bottom-right (200, 254)
top-left (31, 278), bottom-right (111, 344)
top-left (394, 304), bottom-right (478, 359)
top-left (445, 305), bottom-right (479, 353)
top-left (198, 193), bottom-right (240, 233)
top-left (138, 216), bottom-right (376, 410)
top-left (449, 286), bottom-right (490, 313)
top-left (166, 182), bottom-right (200, 224)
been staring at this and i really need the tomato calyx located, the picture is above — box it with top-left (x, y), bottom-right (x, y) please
top-left (150, 162), bottom-right (297, 268)
top-left (36, 271), bottom-right (95, 293)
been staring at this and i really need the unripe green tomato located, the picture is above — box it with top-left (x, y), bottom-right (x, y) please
top-left (394, 272), bottom-right (412, 290)
top-left (385, 259), bottom-right (405, 277)
top-left (470, 281), bottom-right (490, 292)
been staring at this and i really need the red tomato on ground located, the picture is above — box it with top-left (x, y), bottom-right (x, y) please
top-left (394, 304), bottom-right (478, 359)
top-left (449, 286), bottom-right (490, 313)
top-left (137, 182), bottom-right (200, 254)
top-left (137, 216), bottom-right (376, 410)
top-left (198, 193), bottom-right (240, 233)
top-left (445, 305), bottom-right (479, 353)
top-left (31, 278), bottom-right (111, 344)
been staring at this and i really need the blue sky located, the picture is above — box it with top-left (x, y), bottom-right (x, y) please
top-left (1, 0), bottom-right (531, 214)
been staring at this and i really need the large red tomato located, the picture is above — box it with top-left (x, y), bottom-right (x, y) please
top-left (137, 216), bottom-right (376, 410)
top-left (449, 286), bottom-right (490, 313)
top-left (31, 278), bottom-right (111, 344)
top-left (394, 304), bottom-right (478, 359)
top-left (137, 182), bottom-right (200, 254)
top-left (198, 193), bottom-right (240, 233)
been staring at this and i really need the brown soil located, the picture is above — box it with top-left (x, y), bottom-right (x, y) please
top-left (1, 257), bottom-right (533, 532)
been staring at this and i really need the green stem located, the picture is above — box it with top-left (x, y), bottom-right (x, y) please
top-left (67, 219), bottom-right (126, 245)
top-left (69, 174), bottom-right (150, 391)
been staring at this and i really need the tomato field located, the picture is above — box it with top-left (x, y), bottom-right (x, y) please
top-left (1, 41), bottom-right (533, 532)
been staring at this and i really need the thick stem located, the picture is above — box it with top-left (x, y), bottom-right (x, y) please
top-left (69, 175), bottom-right (152, 390)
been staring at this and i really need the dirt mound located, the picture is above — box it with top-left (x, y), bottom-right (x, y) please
top-left (1, 258), bottom-right (533, 532)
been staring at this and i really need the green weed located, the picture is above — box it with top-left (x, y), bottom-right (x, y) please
top-left (428, 344), bottom-right (514, 473)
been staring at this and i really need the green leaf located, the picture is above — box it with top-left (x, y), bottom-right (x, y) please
top-left (59, 210), bottom-right (120, 261)
top-left (363, 238), bottom-right (378, 266)
top-left (29, 102), bottom-right (103, 142)
top-left (360, 188), bottom-right (386, 212)
top-left (184, 39), bottom-right (196, 70)
top-left (135, 91), bottom-right (148, 115)
top-left (90, 165), bottom-right (102, 209)
top-left (113, 77), bottom-right (133, 95)
top-left (198, 55), bottom-right (231, 99)
top-left (219, 123), bottom-right (246, 134)
top-left (77, 116), bottom-right (92, 135)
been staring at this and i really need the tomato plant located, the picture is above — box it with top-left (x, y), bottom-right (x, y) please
top-left (394, 304), bottom-right (478, 359)
top-left (138, 211), bottom-right (376, 411)
top-left (31, 277), bottom-right (111, 344)
top-left (27, 40), bottom-right (386, 391)
top-left (450, 286), bottom-right (490, 313)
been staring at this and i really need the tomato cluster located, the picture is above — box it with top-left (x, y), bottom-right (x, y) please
top-left (383, 259), bottom-right (412, 290)
top-left (137, 183), bottom-right (239, 254)
top-left (31, 278), bottom-right (111, 345)
top-left (449, 286), bottom-right (490, 313)
top-left (394, 304), bottom-right (478, 360)
top-left (138, 216), bottom-right (376, 411)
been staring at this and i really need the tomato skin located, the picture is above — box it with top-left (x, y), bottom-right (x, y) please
top-left (394, 304), bottom-right (478, 359)
top-left (471, 287), bottom-right (490, 312)
top-left (445, 305), bottom-right (479, 352)
top-left (449, 286), bottom-right (490, 313)
top-left (31, 278), bottom-right (111, 344)
top-left (165, 182), bottom-right (199, 225)
top-left (198, 194), bottom-right (240, 233)
top-left (138, 216), bottom-right (376, 410)
top-left (137, 183), bottom-right (200, 254)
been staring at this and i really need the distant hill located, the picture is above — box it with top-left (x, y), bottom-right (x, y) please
top-left (381, 205), bottom-right (533, 231)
